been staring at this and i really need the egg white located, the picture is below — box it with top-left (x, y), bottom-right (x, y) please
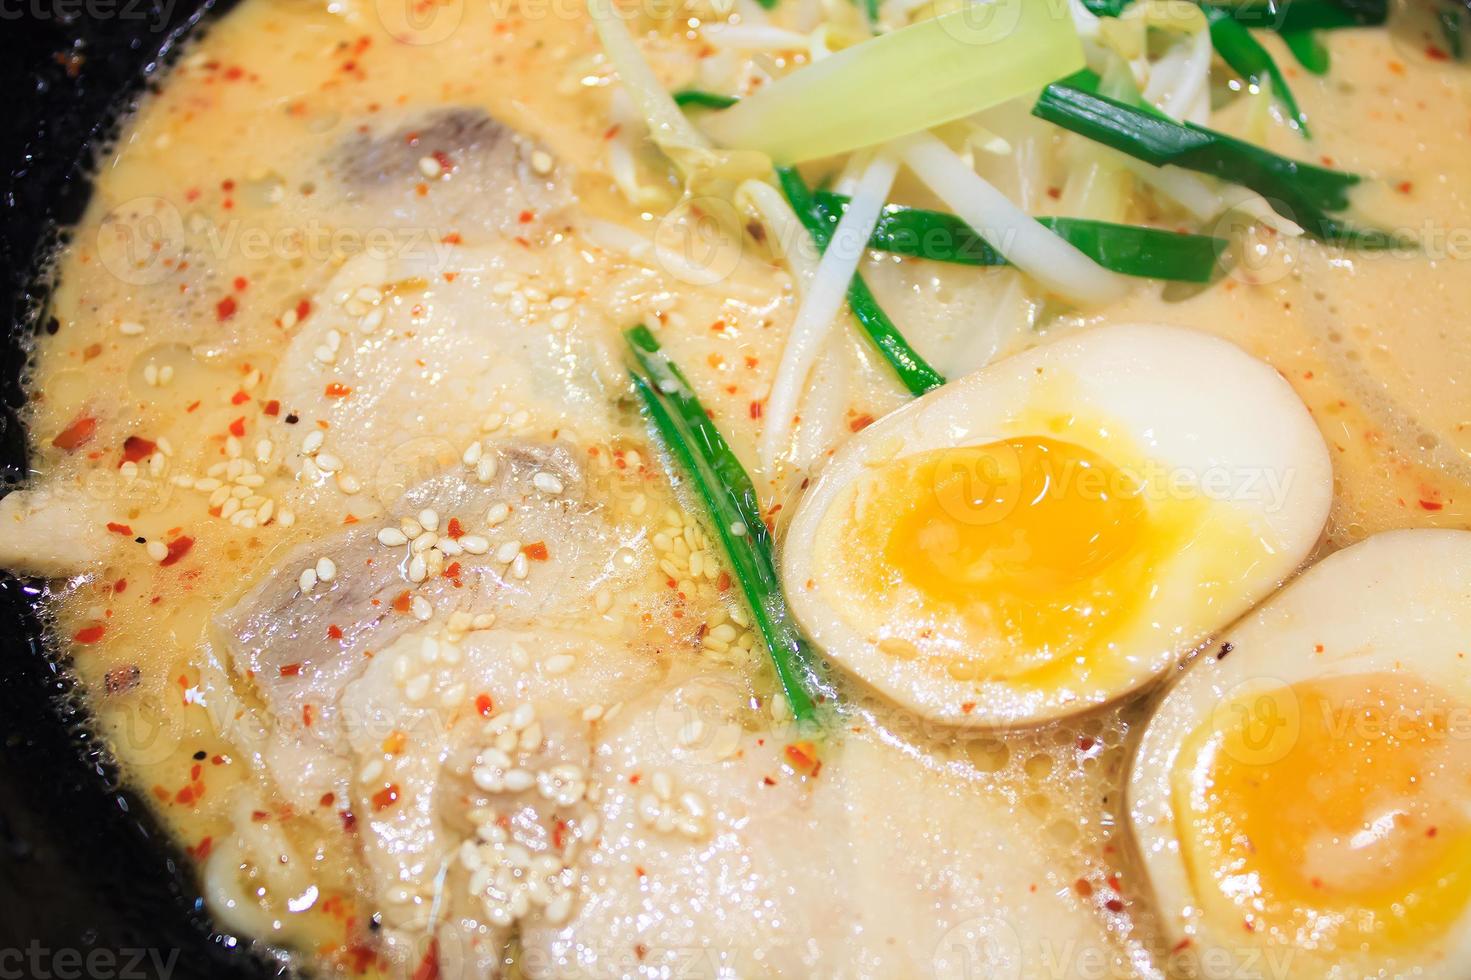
top-left (1129, 529), bottom-right (1471, 979)
top-left (782, 323), bottom-right (1333, 728)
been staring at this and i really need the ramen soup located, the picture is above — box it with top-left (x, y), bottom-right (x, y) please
top-left (6, 0), bottom-right (1471, 975)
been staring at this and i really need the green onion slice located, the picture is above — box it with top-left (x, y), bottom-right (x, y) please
top-left (1282, 29), bottom-right (1331, 73)
top-left (1202, 5), bottom-right (1311, 135)
top-left (775, 168), bottom-right (946, 396)
top-left (672, 89), bottom-right (741, 110)
top-left (1032, 81), bottom-right (1403, 244)
top-left (700, 0), bottom-right (1084, 163)
top-left (814, 192), bottom-right (1226, 283)
top-left (625, 326), bottom-right (826, 722)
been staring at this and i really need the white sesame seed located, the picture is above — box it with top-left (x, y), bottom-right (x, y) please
top-left (220, 498), bottom-right (241, 519)
top-left (530, 149), bottom-right (554, 175)
top-left (511, 553), bottom-right (529, 580)
top-left (337, 472), bottom-right (361, 494)
top-left (313, 345), bottom-right (335, 364)
top-left (255, 439), bottom-right (273, 463)
top-left (359, 307), bottom-right (384, 333)
top-left (486, 502), bottom-right (510, 526)
top-left (495, 540), bottom-right (521, 564)
top-left (257, 501), bottom-right (275, 524)
top-left (407, 554), bottom-right (428, 583)
top-left (400, 516), bottom-right (423, 537)
top-left (302, 431), bottom-right (324, 455)
top-left (411, 531), bottom-right (439, 553)
top-left (378, 527), bottom-right (408, 547)
top-left (472, 613), bottom-right (496, 629)
top-left (143, 364), bottom-right (159, 386)
top-left (158, 365), bottom-right (174, 385)
top-left (324, 329), bottom-right (342, 352)
top-left (503, 769), bottom-right (535, 792)
top-left (410, 596), bottom-right (433, 621)
top-left (146, 540), bottom-right (168, 562)
top-left (315, 557), bottom-right (337, 582)
top-left (462, 441), bottom-right (483, 466)
top-left (460, 535), bottom-right (489, 555)
top-left (315, 452), bottom-right (342, 473)
top-left (299, 568), bottom-right (318, 593)
top-left (360, 759), bottom-right (384, 783)
top-left (594, 588), bottom-right (613, 614)
top-left (119, 320), bottom-right (145, 336)
top-left (417, 155), bottom-right (444, 179)
top-left (438, 537), bottom-right (463, 557)
top-left (418, 509), bottom-right (440, 532)
top-left (278, 508), bottom-right (296, 527)
top-left (652, 771), bottom-right (673, 801)
top-left (532, 472), bottom-right (564, 495)
top-left (544, 654), bottom-right (575, 676)
top-left (475, 455), bottom-right (498, 484)
top-left (481, 412), bottom-right (505, 433)
top-left (236, 474), bottom-right (265, 488)
top-left (405, 674), bottom-right (431, 702)
top-left (730, 521), bottom-right (748, 537)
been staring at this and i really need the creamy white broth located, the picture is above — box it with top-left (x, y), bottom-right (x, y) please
top-left (8, 0), bottom-right (1471, 975)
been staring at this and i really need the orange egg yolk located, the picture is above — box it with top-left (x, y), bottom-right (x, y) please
top-left (865, 436), bottom-right (1166, 682)
top-left (1175, 672), bottom-right (1471, 953)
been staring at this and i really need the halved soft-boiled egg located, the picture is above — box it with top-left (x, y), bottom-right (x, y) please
top-left (782, 323), bottom-right (1332, 727)
top-left (1130, 529), bottom-right (1471, 978)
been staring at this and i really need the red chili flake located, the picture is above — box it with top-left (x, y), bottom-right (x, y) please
top-left (443, 562), bottom-right (462, 579)
top-left (161, 536), bottom-right (194, 567)
top-left (518, 209), bottom-right (535, 224)
top-left (749, 401), bottom-right (763, 419)
top-left (392, 591), bottom-right (412, 613)
top-left (1075, 878), bottom-right (1094, 897)
top-left (783, 741), bottom-right (821, 777)
top-left (635, 942), bottom-right (648, 958)
top-left (106, 522), bottom-right (133, 536)
top-left (411, 939), bottom-right (440, 980)
top-left (340, 809), bottom-right (357, 832)
top-left (74, 625), bottom-right (106, 644)
top-left (279, 663), bottom-right (302, 678)
top-left (603, 124), bottom-right (621, 140)
top-left (152, 785), bottom-right (170, 802)
top-left (320, 792), bottom-right (336, 808)
top-left (327, 624), bottom-right (344, 640)
top-left (523, 541), bottom-right (549, 561)
top-left (1105, 899), bottom-right (1125, 913)
top-left (188, 836), bottom-right (214, 860)
top-left (120, 436), bottom-right (157, 464)
top-left (228, 417), bottom-right (246, 438)
top-left (1077, 735), bottom-right (1098, 752)
top-left (960, 702), bottom-right (976, 714)
top-left (295, 299), bottom-right (312, 322)
top-left (1421, 499), bottom-right (1444, 511)
top-left (1428, 825), bottom-right (1439, 837)
top-left (432, 150), bottom-right (454, 172)
top-left (175, 785), bottom-right (197, 806)
top-left (52, 416), bottom-right (97, 451)
top-left (1397, 181), bottom-right (1414, 195)
top-left (216, 296), bottom-right (238, 321)
top-left (1427, 45), bottom-right (1450, 61)
top-left (186, 400), bottom-right (201, 413)
top-left (114, 579), bottom-right (127, 593)
top-left (1046, 186), bottom-right (1062, 200)
top-left (233, 276), bottom-right (248, 291)
top-left (552, 818), bottom-right (567, 850)
top-left (848, 414), bottom-right (874, 433)
top-left (1172, 938), bottom-right (1193, 954)
top-left (263, 400), bottom-right (280, 417)
top-left (303, 704), bottom-right (314, 727)
top-left (371, 784), bottom-right (400, 811)
top-left (441, 232), bottom-right (462, 245)
top-left (762, 776), bottom-right (776, 786)
top-left (230, 389), bottom-right (250, 405)
top-left (445, 517), bottom-right (465, 539)
top-left (81, 343), bottom-right (102, 362)
top-left (324, 382), bottom-right (352, 398)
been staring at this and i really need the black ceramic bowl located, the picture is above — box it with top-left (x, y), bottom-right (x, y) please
top-left (0, 5), bottom-right (283, 976)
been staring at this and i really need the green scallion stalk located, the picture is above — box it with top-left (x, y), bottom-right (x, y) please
top-left (1199, 0), bottom-right (1387, 32)
top-left (1202, 5), bottom-right (1310, 135)
top-left (625, 326), bottom-right (825, 722)
top-left (1282, 29), bottom-right (1331, 73)
top-left (672, 89), bottom-right (741, 110)
top-left (700, 0), bottom-right (1084, 163)
top-left (1032, 81), bottom-right (1403, 245)
top-left (814, 193), bottom-right (1226, 283)
top-left (775, 168), bottom-right (946, 396)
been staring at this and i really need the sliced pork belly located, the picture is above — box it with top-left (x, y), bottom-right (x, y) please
top-left (523, 692), bottom-right (1116, 978)
top-left (335, 623), bottom-right (664, 978)
top-left (214, 443), bottom-right (649, 807)
top-left (326, 107), bottom-right (568, 240)
top-left (0, 483), bottom-right (121, 576)
top-left (266, 243), bottom-right (622, 510)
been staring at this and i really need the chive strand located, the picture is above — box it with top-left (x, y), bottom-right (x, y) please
top-left (1202, 5), bottom-right (1311, 136)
